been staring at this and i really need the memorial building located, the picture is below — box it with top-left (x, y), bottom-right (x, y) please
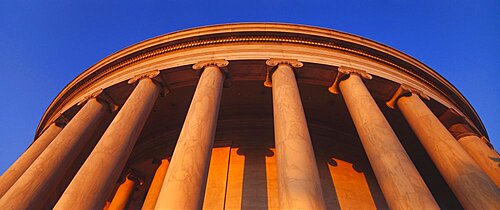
top-left (0, 23), bottom-right (499, 209)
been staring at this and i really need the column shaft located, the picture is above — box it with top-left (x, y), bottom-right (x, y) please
top-left (108, 175), bottom-right (137, 210)
top-left (338, 74), bottom-right (438, 209)
top-left (155, 65), bottom-right (224, 210)
top-left (142, 159), bottom-right (169, 210)
top-left (0, 98), bottom-right (108, 209)
top-left (397, 94), bottom-right (500, 209)
top-left (458, 135), bottom-right (500, 187)
top-left (272, 64), bottom-right (326, 209)
top-left (54, 78), bottom-right (161, 210)
top-left (0, 122), bottom-right (63, 197)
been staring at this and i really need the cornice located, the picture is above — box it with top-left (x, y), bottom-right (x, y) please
top-left (35, 23), bottom-right (486, 138)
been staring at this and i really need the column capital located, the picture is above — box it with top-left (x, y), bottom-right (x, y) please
top-left (480, 136), bottom-right (494, 149)
top-left (438, 108), bottom-right (466, 127)
top-left (192, 59), bottom-right (229, 70)
top-left (438, 108), bottom-right (490, 143)
top-left (265, 58), bottom-right (303, 68)
top-left (77, 89), bottom-right (119, 112)
top-left (386, 84), bottom-right (430, 109)
top-left (120, 170), bottom-right (144, 189)
top-left (33, 120), bottom-right (66, 143)
top-left (448, 123), bottom-right (480, 139)
top-left (128, 70), bottom-right (170, 96)
top-left (439, 108), bottom-right (472, 133)
top-left (52, 112), bottom-right (70, 127)
top-left (37, 120), bottom-right (66, 138)
top-left (128, 70), bottom-right (160, 84)
top-left (193, 59), bottom-right (231, 87)
top-left (328, 66), bottom-right (372, 94)
top-left (439, 108), bottom-right (493, 147)
top-left (264, 58), bottom-right (303, 87)
top-left (152, 156), bottom-right (171, 165)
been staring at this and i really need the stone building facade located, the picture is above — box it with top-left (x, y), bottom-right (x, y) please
top-left (0, 23), bottom-right (499, 209)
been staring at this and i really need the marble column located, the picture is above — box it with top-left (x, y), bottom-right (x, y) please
top-left (0, 92), bottom-right (110, 209)
top-left (54, 71), bottom-right (163, 210)
top-left (154, 60), bottom-right (227, 210)
top-left (387, 85), bottom-right (500, 209)
top-left (329, 67), bottom-right (439, 209)
top-left (108, 172), bottom-right (142, 210)
top-left (0, 121), bottom-right (64, 197)
top-left (452, 124), bottom-right (500, 187)
top-left (266, 58), bottom-right (326, 210)
top-left (439, 109), bottom-right (500, 187)
top-left (142, 158), bottom-right (170, 210)
top-left (459, 135), bottom-right (500, 187)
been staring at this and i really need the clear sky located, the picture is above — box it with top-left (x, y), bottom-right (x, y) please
top-left (0, 0), bottom-right (498, 174)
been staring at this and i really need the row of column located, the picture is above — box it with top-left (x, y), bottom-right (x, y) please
top-left (391, 86), bottom-right (500, 209)
top-left (103, 159), bottom-right (172, 210)
top-left (330, 66), bottom-right (500, 209)
top-left (1, 59), bottom-right (499, 209)
top-left (104, 170), bottom-right (143, 210)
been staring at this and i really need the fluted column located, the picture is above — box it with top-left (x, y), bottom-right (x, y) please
top-left (0, 91), bottom-right (111, 209)
top-left (387, 85), bottom-right (500, 209)
top-left (142, 158), bottom-right (170, 210)
top-left (154, 60), bottom-right (227, 210)
top-left (328, 67), bottom-right (439, 209)
top-left (108, 171), bottom-right (142, 210)
top-left (266, 58), bottom-right (326, 210)
top-left (0, 121), bottom-right (64, 197)
top-left (55, 71), bottom-right (163, 210)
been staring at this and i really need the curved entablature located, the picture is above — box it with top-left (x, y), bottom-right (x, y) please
top-left (5, 23), bottom-right (500, 210)
top-left (35, 22), bottom-right (486, 138)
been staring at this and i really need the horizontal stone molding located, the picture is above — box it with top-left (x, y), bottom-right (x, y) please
top-left (34, 23), bottom-right (487, 140)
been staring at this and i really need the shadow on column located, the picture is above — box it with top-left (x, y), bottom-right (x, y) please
top-left (237, 146), bottom-right (274, 210)
top-left (356, 158), bottom-right (391, 210)
top-left (380, 101), bottom-right (464, 210)
top-left (317, 155), bottom-right (341, 210)
top-left (311, 127), bottom-right (388, 210)
top-left (491, 157), bottom-right (500, 167)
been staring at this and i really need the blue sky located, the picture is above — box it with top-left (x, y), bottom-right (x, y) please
top-left (0, 0), bottom-right (498, 173)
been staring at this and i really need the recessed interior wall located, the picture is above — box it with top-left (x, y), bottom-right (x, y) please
top-left (40, 66), bottom-right (464, 209)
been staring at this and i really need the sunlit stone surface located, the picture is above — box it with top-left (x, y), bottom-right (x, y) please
top-left (1, 23), bottom-right (498, 209)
